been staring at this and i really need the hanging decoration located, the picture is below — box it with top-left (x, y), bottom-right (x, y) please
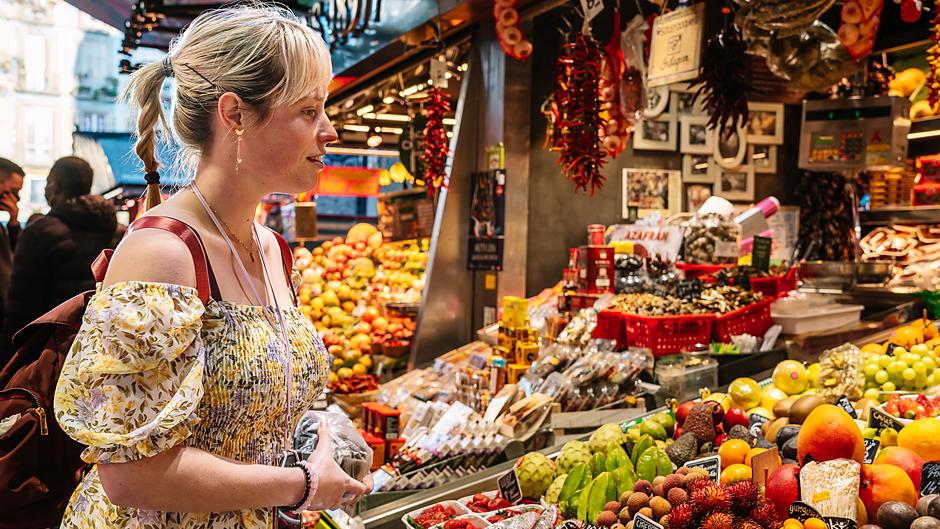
top-left (600, 10), bottom-right (631, 157)
top-left (692, 15), bottom-right (752, 133)
top-left (544, 32), bottom-right (608, 194)
top-left (421, 87), bottom-right (451, 199)
top-left (929, 7), bottom-right (940, 109)
top-left (836, 0), bottom-right (884, 59)
top-left (494, 0), bottom-right (533, 60)
top-left (897, 0), bottom-right (924, 23)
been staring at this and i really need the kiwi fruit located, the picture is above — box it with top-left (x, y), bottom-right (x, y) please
top-left (788, 395), bottom-right (826, 425)
top-left (773, 397), bottom-right (796, 419)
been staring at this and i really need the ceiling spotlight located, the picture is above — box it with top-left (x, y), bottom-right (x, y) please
top-left (356, 105), bottom-right (374, 116)
top-left (367, 132), bottom-right (383, 148)
top-left (383, 95), bottom-right (395, 104)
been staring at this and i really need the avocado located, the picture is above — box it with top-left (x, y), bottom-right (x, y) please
top-left (775, 425), bottom-right (801, 451)
top-left (781, 435), bottom-right (798, 460)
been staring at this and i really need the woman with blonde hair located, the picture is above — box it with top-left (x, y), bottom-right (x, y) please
top-left (53, 5), bottom-right (371, 528)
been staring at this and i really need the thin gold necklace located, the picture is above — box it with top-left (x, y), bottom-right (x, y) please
top-left (197, 189), bottom-right (257, 262)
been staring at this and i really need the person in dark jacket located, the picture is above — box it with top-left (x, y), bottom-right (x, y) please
top-left (0, 157), bottom-right (119, 358)
top-left (0, 158), bottom-right (25, 324)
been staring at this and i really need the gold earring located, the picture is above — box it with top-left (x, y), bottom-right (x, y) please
top-left (234, 129), bottom-right (244, 175)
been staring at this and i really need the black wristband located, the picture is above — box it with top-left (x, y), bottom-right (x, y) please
top-left (285, 462), bottom-right (312, 513)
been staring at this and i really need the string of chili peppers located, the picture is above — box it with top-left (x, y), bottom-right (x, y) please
top-left (544, 32), bottom-right (608, 194)
top-left (421, 86), bottom-right (452, 200)
top-left (691, 5), bottom-right (751, 133)
top-left (928, 6), bottom-right (940, 109)
top-left (600, 10), bottom-right (630, 157)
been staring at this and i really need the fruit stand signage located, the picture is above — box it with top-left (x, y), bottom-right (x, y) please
top-left (647, 3), bottom-right (705, 87)
top-left (497, 468), bottom-right (523, 504)
top-left (868, 406), bottom-right (905, 432)
top-left (633, 512), bottom-right (664, 529)
top-left (683, 455), bottom-right (719, 482)
top-left (922, 462), bottom-right (940, 495)
top-left (824, 517), bottom-right (857, 529)
top-left (468, 169), bottom-right (506, 271)
top-left (313, 166), bottom-right (382, 197)
top-left (788, 501), bottom-right (823, 523)
top-left (835, 395), bottom-right (857, 419)
top-left (863, 439), bottom-right (880, 464)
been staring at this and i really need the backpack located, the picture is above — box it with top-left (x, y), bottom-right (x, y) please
top-left (0, 216), bottom-right (294, 529)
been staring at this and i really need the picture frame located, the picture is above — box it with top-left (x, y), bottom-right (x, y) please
top-left (749, 144), bottom-right (777, 174)
top-left (746, 102), bottom-right (784, 144)
top-left (670, 85), bottom-right (705, 115)
top-left (680, 115), bottom-right (713, 154)
top-left (633, 114), bottom-right (677, 151)
top-left (714, 165), bottom-right (755, 201)
top-left (682, 154), bottom-right (714, 183)
top-left (623, 168), bottom-right (682, 217)
top-left (644, 85), bottom-right (671, 119)
top-left (685, 183), bottom-right (713, 213)
top-left (712, 124), bottom-right (748, 169)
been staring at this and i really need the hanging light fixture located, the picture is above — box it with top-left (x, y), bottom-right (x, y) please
top-left (367, 129), bottom-right (383, 148)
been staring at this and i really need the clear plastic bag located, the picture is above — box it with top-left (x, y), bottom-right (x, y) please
top-left (681, 213), bottom-right (740, 264)
top-left (293, 411), bottom-right (373, 481)
top-left (816, 343), bottom-right (864, 401)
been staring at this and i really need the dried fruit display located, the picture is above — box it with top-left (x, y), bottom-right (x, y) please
top-left (544, 32), bottom-right (608, 193)
top-left (494, 0), bottom-right (532, 60)
top-left (421, 86), bottom-right (451, 200)
top-left (692, 20), bottom-right (751, 132)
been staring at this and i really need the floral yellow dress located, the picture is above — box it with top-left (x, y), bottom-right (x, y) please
top-left (53, 281), bottom-right (329, 529)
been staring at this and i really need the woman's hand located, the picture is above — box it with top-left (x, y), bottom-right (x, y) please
top-left (306, 422), bottom-right (370, 510)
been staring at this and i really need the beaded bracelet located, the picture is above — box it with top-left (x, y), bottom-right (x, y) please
top-left (286, 461), bottom-right (319, 513)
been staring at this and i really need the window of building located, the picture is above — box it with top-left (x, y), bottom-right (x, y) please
top-left (23, 34), bottom-right (46, 92)
top-left (24, 107), bottom-right (54, 164)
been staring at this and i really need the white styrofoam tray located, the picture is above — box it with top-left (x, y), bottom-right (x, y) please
top-left (771, 304), bottom-right (864, 335)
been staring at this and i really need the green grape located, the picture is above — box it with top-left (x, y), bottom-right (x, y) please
top-left (881, 381), bottom-right (897, 392)
top-left (913, 361), bottom-right (928, 375)
top-left (900, 353), bottom-right (916, 366)
top-left (903, 368), bottom-right (917, 381)
top-left (903, 379), bottom-right (916, 390)
top-left (928, 373), bottom-right (936, 387)
top-left (915, 374), bottom-right (928, 389)
top-left (911, 344), bottom-right (930, 355)
top-left (863, 363), bottom-right (881, 378)
top-left (888, 361), bottom-right (907, 375)
top-left (864, 388), bottom-right (882, 401)
top-left (879, 355), bottom-right (894, 368)
top-left (875, 370), bottom-right (890, 384)
top-left (923, 357), bottom-right (936, 372)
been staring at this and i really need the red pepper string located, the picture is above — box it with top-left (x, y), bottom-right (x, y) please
top-left (600, 10), bottom-right (629, 157)
top-left (928, 6), bottom-right (940, 109)
top-left (421, 87), bottom-right (451, 200)
top-left (545, 32), bottom-right (608, 194)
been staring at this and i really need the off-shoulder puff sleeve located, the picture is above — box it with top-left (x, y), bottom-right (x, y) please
top-left (54, 281), bottom-right (206, 464)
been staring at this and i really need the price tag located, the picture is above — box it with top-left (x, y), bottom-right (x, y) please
top-left (825, 517), bottom-right (858, 529)
top-left (836, 395), bottom-right (858, 419)
top-left (578, 0), bottom-right (604, 24)
top-left (921, 462), bottom-right (940, 496)
top-left (869, 407), bottom-right (905, 432)
top-left (750, 413), bottom-right (770, 429)
top-left (752, 236), bottom-right (772, 273)
top-left (633, 512), bottom-right (665, 529)
top-left (864, 439), bottom-right (880, 464)
top-left (751, 447), bottom-right (781, 490)
top-left (684, 455), bottom-right (721, 482)
top-left (497, 468), bottom-right (522, 504)
top-left (788, 501), bottom-right (823, 523)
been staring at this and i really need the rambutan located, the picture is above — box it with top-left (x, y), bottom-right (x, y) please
top-left (685, 475), bottom-right (711, 494)
top-left (726, 480), bottom-right (760, 515)
top-left (738, 519), bottom-right (764, 529)
top-left (702, 512), bottom-right (734, 529)
top-left (667, 503), bottom-right (695, 529)
top-left (749, 500), bottom-right (781, 529)
top-left (691, 484), bottom-right (730, 515)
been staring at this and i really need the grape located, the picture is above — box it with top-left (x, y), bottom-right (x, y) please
top-left (902, 353), bottom-right (921, 366)
top-left (881, 381), bottom-right (897, 392)
top-left (864, 388), bottom-right (881, 401)
top-left (879, 355), bottom-right (894, 368)
top-left (888, 361), bottom-right (907, 375)
top-left (875, 370), bottom-right (890, 384)
top-left (923, 357), bottom-right (936, 372)
top-left (915, 374), bottom-right (928, 389)
top-left (864, 363), bottom-right (881, 378)
top-left (928, 373), bottom-right (936, 387)
top-left (894, 347), bottom-right (909, 356)
top-left (903, 368), bottom-right (917, 381)
top-left (913, 361), bottom-right (928, 375)
top-left (911, 344), bottom-right (930, 355)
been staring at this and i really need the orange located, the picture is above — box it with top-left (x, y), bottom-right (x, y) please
top-left (720, 463), bottom-right (752, 485)
top-left (783, 519), bottom-right (804, 529)
top-left (897, 418), bottom-right (940, 461)
top-left (718, 439), bottom-right (751, 469)
top-left (744, 447), bottom-right (782, 467)
top-left (804, 518), bottom-right (827, 529)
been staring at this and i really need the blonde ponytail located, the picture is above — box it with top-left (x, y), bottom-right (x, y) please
top-left (121, 60), bottom-right (169, 212)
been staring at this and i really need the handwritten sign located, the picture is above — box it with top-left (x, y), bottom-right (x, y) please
top-left (921, 462), bottom-right (940, 496)
top-left (498, 468), bottom-right (522, 504)
top-left (685, 455), bottom-right (721, 482)
top-left (869, 407), bottom-right (905, 432)
top-left (836, 395), bottom-right (858, 419)
top-left (750, 413), bottom-right (770, 429)
top-left (751, 447), bottom-right (781, 490)
top-left (578, 0), bottom-right (604, 25)
top-left (825, 517), bottom-right (857, 529)
top-left (647, 3), bottom-right (705, 87)
top-left (789, 501), bottom-right (823, 523)
top-left (864, 439), bottom-right (880, 464)
top-left (633, 512), bottom-right (665, 529)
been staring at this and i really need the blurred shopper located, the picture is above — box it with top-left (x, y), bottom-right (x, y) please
top-left (0, 156), bottom-right (118, 358)
top-left (0, 158), bottom-right (25, 329)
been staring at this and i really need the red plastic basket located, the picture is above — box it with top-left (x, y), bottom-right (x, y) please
top-left (676, 262), bottom-right (734, 279)
top-left (620, 312), bottom-right (716, 357)
top-left (748, 275), bottom-right (797, 299)
top-left (712, 299), bottom-right (773, 343)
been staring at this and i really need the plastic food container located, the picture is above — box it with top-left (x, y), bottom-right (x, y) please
top-left (655, 355), bottom-right (718, 404)
top-left (403, 501), bottom-right (472, 529)
top-left (772, 303), bottom-right (864, 334)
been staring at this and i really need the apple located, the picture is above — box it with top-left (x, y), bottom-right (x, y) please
top-left (675, 401), bottom-right (695, 427)
top-left (723, 407), bottom-right (750, 431)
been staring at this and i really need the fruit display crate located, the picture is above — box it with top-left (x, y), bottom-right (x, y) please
top-left (620, 312), bottom-right (716, 357)
top-left (712, 299), bottom-right (773, 343)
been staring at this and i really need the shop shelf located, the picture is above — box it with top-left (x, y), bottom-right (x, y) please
top-left (712, 299), bottom-right (773, 343)
top-left (620, 312), bottom-right (716, 357)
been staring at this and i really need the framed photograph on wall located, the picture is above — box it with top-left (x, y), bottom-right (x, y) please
top-left (749, 144), bottom-right (777, 173)
top-left (670, 85), bottom-right (705, 115)
top-left (746, 102), bottom-right (784, 144)
top-left (633, 115), bottom-right (678, 151)
top-left (714, 165), bottom-right (755, 201)
top-left (682, 154), bottom-right (713, 183)
top-left (623, 168), bottom-right (682, 217)
top-left (712, 124), bottom-right (747, 169)
top-left (685, 183), bottom-right (713, 213)
top-left (680, 115), bottom-right (713, 154)
top-left (644, 85), bottom-right (671, 118)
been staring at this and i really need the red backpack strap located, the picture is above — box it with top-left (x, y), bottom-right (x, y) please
top-left (111, 216), bottom-right (219, 305)
top-left (267, 228), bottom-right (296, 305)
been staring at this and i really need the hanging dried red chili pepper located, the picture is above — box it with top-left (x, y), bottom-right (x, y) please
top-left (691, 13), bottom-right (751, 132)
top-left (599, 10), bottom-right (630, 157)
top-left (494, 0), bottom-right (533, 60)
top-left (928, 6), bottom-right (940, 108)
top-left (544, 32), bottom-right (608, 194)
top-left (422, 87), bottom-right (451, 199)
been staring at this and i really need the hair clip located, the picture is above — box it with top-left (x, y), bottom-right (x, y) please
top-left (161, 56), bottom-right (174, 78)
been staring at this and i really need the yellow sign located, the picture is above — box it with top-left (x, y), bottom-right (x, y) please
top-left (647, 3), bottom-right (705, 88)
